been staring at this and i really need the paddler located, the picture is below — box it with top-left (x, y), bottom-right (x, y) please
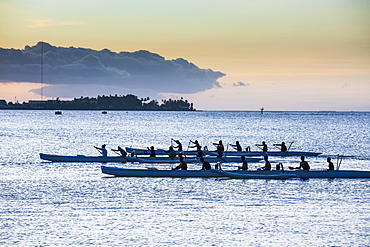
top-left (172, 139), bottom-right (183, 151)
top-left (165, 146), bottom-right (177, 159)
top-left (327, 157), bottom-right (334, 171)
top-left (256, 141), bottom-right (268, 152)
top-left (94, 144), bottom-right (107, 157)
top-left (230, 141), bottom-right (242, 152)
top-left (213, 140), bottom-right (225, 158)
top-left (273, 142), bottom-right (288, 152)
top-left (213, 140), bottom-right (225, 152)
top-left (289, 156), bottom-right (310, 171)
top-left (189, 140), bottom-right (204, 157)
top-left (111, 146), bottom-right (127, 157)
top-left (298, 156), bottom-right (310, 171)
top-left (172, 156), bottom-right (187, 170)
top-left (147, 146), bottom-right (156, 157)
top-left (237, 155), bottom-right (248, 170)
top-left (258, 155), bottom-right (271, 171)
top-left (200, 157), bottom-right (211, 170)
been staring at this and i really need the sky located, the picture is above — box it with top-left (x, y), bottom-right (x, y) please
top-left (0, 0), bottom-right (369, 111)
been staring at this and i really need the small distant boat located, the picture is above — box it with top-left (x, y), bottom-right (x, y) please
top-left (102, 111), bottom-right (107, 114)
top-left (55, 111), bottom-right (62, 115)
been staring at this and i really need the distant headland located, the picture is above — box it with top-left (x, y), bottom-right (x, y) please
top-left (0, 94), bottom-right (195, 111)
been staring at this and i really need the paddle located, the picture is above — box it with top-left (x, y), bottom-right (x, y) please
top-left (336, 154), bottom-right (344, 170)
top-left (186, 140), bottom-right (192, 152)
top-left (255, 144), bottom-right (264, 151)
top-left (272, 144), bottom-right (281, 150)
top-left (280, 163), bottom-right (285, 174)
top-left (94, 145), bottom-right (103, 155)
top-left (111, 149), bottom-right (120, 156)
top-left (111, 148), bottom-right (127, 158)
top-left (273, 141), bottom-right (291, 152)
top-left (287, 141), bottom-right (294, 151)
top-left (183, 140), bottom-right (193, 158)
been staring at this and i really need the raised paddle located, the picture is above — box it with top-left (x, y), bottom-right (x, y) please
top-left (336, 154), bottom-right (344, 170)
top-left (287, 141), bottom-right (295, 151)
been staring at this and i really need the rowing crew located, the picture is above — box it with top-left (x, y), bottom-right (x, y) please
top-left (154, 139), bottom-right (294, 157)
top-left (172, 155), bottom-right (335, 172)
top-left (189, 140), bottom-right (291, 153)
top-left (94, 144), bottom-right (333, 171)
top-left (96, 139), bottom-right (294, 159)
top-left (182, 140), bottom-right (293, 157)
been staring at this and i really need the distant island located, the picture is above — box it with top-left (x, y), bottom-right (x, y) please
top-left (0, 94), bottom-right (195, 111)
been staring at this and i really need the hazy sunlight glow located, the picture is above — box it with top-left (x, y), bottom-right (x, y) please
top-left (0, 0), bottom-right (369, 110)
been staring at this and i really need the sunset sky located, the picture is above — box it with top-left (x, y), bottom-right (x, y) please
top-left (1, 0), bottom-right (369, 111)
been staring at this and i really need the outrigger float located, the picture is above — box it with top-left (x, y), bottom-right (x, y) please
top-left (101, 166), bottom-right (370, 179)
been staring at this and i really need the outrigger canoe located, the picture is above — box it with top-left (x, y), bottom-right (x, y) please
top-left (40, 153), bottom-right (128, 163)
top-left (126, 156), bottom-right (262, 163)
top-left (125, 147), bottom-right (321, 157)
top-left (101, 166), bottom-right (370, 179)
top-left (102, 166), bottom-right (293, 178)
top-left (39, 153), bottom-right (261, 163)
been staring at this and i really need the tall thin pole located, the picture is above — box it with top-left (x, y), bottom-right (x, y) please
top-left (41, 41), bottom-right (43, 101)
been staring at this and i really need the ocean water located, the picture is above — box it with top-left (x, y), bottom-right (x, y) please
top-left (0, 110), bottom-right (369, 246)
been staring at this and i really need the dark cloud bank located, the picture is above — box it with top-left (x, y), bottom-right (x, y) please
top-left (0, 42), bottom-right (225, 98)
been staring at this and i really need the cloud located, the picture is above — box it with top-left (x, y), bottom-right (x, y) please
top-left (233, 81), bottom-right (249, 87)
top-left (0, 42), bottom-right (225, 98)
top-left (25, 20), bottom-right (81, 28)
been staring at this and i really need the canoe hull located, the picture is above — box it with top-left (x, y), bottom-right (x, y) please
top-left (101, 166), bottom-right (370, 178)
top-left (40, 153), bottom-right (127, 163)
top-left (39, 153), bottom-right (260, 163)
top-left (101, 166), bottom-right (223, 178)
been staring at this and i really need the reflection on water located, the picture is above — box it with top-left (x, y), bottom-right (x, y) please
top-left (0, 110), bottom-right (369, 246)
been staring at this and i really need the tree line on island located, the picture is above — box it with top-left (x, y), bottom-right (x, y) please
top-left (0, 94), bottom-right (195, 111)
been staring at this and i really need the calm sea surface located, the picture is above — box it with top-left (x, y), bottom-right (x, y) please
top-left (1, 110), bottom-right (369, 246)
